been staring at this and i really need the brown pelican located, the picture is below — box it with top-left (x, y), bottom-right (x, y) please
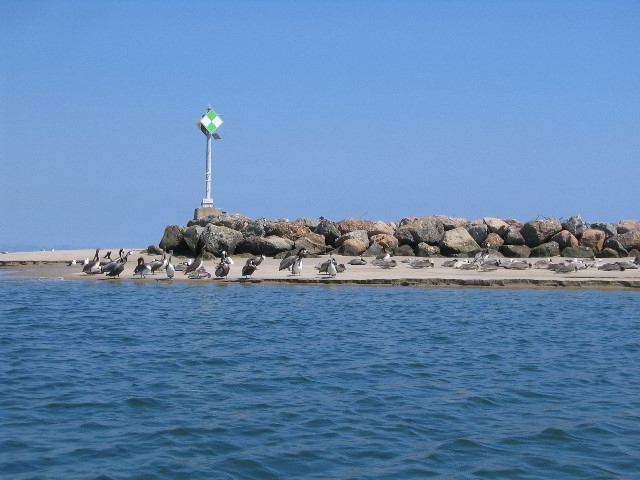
top-left (83, 249), bottom-right (100, 274)
top-left (215, 258), bottom-right (230, 278)
top-left (221, 251), bottom-right (234, 265)
top-left (336, 263), bottom-right (346, 273)
top-left (555, 264), bottom-right (578, 274)
top-left (442, 259), bottom-right (458, 268)
top-left (327, 258), bottom-right (337, 277)
top-left (149, 250), bottom-right (166, 274)
top-left (133, 257), bottom-right (151, 278)
top-left (280, 248), bottom-right (307, 271)
top-left (249, 254), bottom-right (265, 268)
top-left (166, 252), bottom-right (175, 279)
top-left (185, 251), bottom-right (204, 275)
top-left (410, 259), bottom-right (434, 268)
top-left (377, 259), bottom-right (398, 269)
top-left (242, 259), bottom-right (257, 278)
top-left (375, 247), bottom-right (391, 261)
top-left (291, 249), bottom-right (306, 275)
top-left (106, 252), bottom-right (131, 278)
top-left (348, 257), bottom-right (367, 265)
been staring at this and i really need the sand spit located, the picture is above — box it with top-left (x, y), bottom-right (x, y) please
top-left (2, 250), bottom-right (640, 291)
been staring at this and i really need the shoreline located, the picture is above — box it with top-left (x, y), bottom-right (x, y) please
top-left (2, 249), bottom-right (640, 291)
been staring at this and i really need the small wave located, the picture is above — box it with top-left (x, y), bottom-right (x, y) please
top-left (535, 427), bottom-right (578, 442)
top-left (45, 401), bottom-right (112, 409)
top-left (125, 397), bottom-right (162, 408)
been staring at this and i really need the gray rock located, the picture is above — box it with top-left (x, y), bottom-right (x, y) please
top-left (530, 241), bottom-right (561, 257)
top-left (314, 220), bottom-right (341, 246)
top-left (147, 245), bottom-right (164, 255)
top-left (504, 226), bottom-right (525, 246)
top-left (466, 224), bottom-right (488, 246)
top-left (562, 215), bottom-right (586, 237)
top-left (187, 213), bottom-right (251, 231)
top-left (294, 217), bottom-right (321, 229)
top-left (597, 248), bottom-right (619, 258)
top-left (483, 217), bottom-right (509, 237)
top-left (241, 220), bottom-right (266, 238)
top-left (294, 233), bottom-right (327, 255)
top-left (236, 235), bottom-right (294, 256)
top-left (561, 246), bottom-right (595, 258)
top-left (629, 249), bottom-right (640, 257)
top-left (416, 242), bottom-right (440, 257)
top-left (611, 231), bottom-right (640, 251)
top-left (394, 217), bottom-right (445, 246)
top-left (336, 230), bottom-right (370, 248)
top-left (439, 227), bottom-right (481, 255)
top-left (603, 238), bottom-right (629, 256)
top-left (159, 225), bottom-right (184, 251)
top-left (393, 245), bottom-right (415, 256)
top-left (588, 222), bottom-right (617, 238)
top-left (499, 245), bottom-right (531, 258)
top-left (361, 243), bottom-right (386, 257)
top-left (183, 225), bottom-right (204, 254)
top-left (521, 220), bottom-right (562, 247)
top-left (198, 224), bottom-right (244, 255)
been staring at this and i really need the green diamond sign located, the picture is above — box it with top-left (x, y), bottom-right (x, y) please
top-left (198, 109), bottom-right (223, 135)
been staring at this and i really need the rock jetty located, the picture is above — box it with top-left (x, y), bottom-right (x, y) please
top-left (158, 214), bottom-right (640, 259)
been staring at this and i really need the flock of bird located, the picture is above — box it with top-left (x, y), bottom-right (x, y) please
top-left (69, 246), bottom-right (640, 281)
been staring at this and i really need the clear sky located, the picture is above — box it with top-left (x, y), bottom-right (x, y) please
top-left (1, 0), bottom-right (639, 250)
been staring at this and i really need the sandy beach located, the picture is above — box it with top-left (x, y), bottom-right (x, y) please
top-left (2, 249), bottom-right (640, 290)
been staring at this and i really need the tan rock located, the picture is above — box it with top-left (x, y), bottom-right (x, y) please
top-left (336, 219), bottom-right (394, 236)
top-left (580, 229), bottom-right (606, 251)
top-left (483, 217), bottom-right (509, 237)
top-left (266, 222), bottom-right (312, 241)
top-left (551, 230), bottom-right (579, 250)
top-left (369, 234), bottom-right (398, 249)
top-left (483, 233), bottom-right (504, 248)
top-left (611, 231), bottom-right (640, 251)
top-left (617, 220), bottom-right (640, 234)
top-left (341, 239), bottom-right (367, 256)
top-left (294, 232), bottom-right (327, 254)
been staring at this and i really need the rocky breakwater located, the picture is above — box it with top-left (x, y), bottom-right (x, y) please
top-left (156, 214), bottom-right (640, 259)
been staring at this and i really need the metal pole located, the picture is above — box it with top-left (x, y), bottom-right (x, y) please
top-left (203, 133), bottom-right (213, 207)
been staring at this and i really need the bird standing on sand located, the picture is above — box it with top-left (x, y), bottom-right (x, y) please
top-left (249, 254), bottom-right (265, 268)
top-left (221, 251), bottom-right (234, 265)
top-left (83, 249), bottom-right (100, 274)
top-left (133, 257), bottom-right (151, 278)
top-left (215, 258), bottom-right (230, 278)
top-left (280, 248), bottom-right (307, 271)
top-left (166, 252), bottom-right (175, 279)
top-left (375, 247), bottom-right (391, 261)
top-left (348, 256), bottom-right (367, 265)
top-left (327, 258), bottom-right (338, 277)
top-left (106, 252), bottom-right (131, 278)
top-left (149, 250), bottom-right (167, 274)
top-left (242, 259), bottom-right (257, 278)
top-left (185, 251), bottom-right (204, 275)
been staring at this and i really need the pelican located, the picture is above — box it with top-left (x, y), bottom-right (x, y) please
top-left (336, 263), bottom-right (346, 273)
top-left (249, 254), bottom-right (265, 268)
top-left (327, 258), bottom-right (337, 277)
top-left (242, 259), bottom-right (257, 278)
top-left (280, 248), bottom-right (307, 271)
top-left (377, 259), bottom-right (398, 269)
top-left (375, 247), bottom-right (391, 261)
top-left (292, 249), bottom-right (305, 275)
top-left (149, 250), bottom-right (167, 274)
top-left (106, 252), bottom-right (130, 278)
top-left (83, 249), bottom-right (100, 274)
top-left (133, 257), bottom-right (151, 278)
top-left (348, 257), bottom-right (367, 265)
top-left (82, 257), bottom-right (89, 267)
top-left (166, 251), bottom-right (175, 279)
top-left (555, 264), bottom-right (578, 274)
top-left (215, 259), bottom-right (230, 278)
top-left (221, 251), bottom-right (234, 265)
top-left (317, 256), bottom-right (332, 275)
top-left (67, 259), bottom-right (77, 266)
top-left (410, 259), bottom-right (434, 268)
top-left (184, 251), bottom-right (204, 275)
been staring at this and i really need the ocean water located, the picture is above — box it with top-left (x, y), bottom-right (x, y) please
top-left (1, 279), bottom-right (639, 479)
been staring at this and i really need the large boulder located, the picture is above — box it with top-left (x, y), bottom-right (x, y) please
top-left (198, 224), bottom-right (244, 254)
top-left (603, 238), bottom-right (629, 256)
top-left (580, 229), bottom-right (606, 251)
top-left (483, 217), bottom-right (509, 237)
top-left (236, 235), bottom-right (293, 256)
top-left (362, 243), bottom-right (386, 257)
top-left (612, 231), bottom-right (640, 251)
top-left (483, 233), bottom-right (504, 249)
top-left (530, 241), bottom-right (560, 257)
top-left (183, 225), bottom-right (204, 254)
top-left (241, 220), bottom-right (266, 238)
top-left (521, 220), bottom-right (562, 247)
top-left (369, 234), bottom-right (398, 249)
top-left (589, 222), bottom-right (617, 238)
top-left (159, 225), bottom-right (184, 251)
top-left (294, 217), bottom-right (321, 229)
top-left (341, 239), bottom-right (367, 256)
top-left (335, 219), bottom-right (394, 237)
top-left (394, 217), bottom-right (445, 246)
top-left (504, 227), bottom-right (526, 246)
top-left (616, 220), bottom-right (640, 234)
top-left (500, 245), bottom-right (531, 258)
top-left (551, 230), bottom-right (579, 250)
top-left (562, 215), bottom-right (586, 237)
top-left (436, 216), bottom-right (467, 231)
top-left (336, 230), bottom-right (370, 248)
top-left (294, 233), bottom-right (327, 255)
top-left (466, 224), bottom-right (488, 246)
top-left (393, 245), bottom-right (415, 256)
top-left (598, 248), bottom-right (619, 258)
top-left (264, 222), bottom-right (312, 241)
top-left (561, 246), bottom-right (594, 258)
top-left (188, 213), bottom-right (251, 231)
top-left (314, 220), bottom-right (341, 246)
top-left (416, 243), bottom-right (440, 257)
top-left (440, 227), bottom-right (481, 255)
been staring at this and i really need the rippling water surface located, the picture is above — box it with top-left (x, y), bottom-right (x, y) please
top-left (1, 279), bottom-right (639, 479)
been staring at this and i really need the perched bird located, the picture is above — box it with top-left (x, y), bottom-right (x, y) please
top-left (221, 251), bottom-right (234, 265)
top-left (348, 257), bottom-right (367, 265)
top-left (82, 257), bottom-right (89, 267)
top-left (410, 259), bottom-right (434, 268)
top-left (327, 258), bottom-right (338, 277)
top-left (215, 259), bottom-right (230, 278)
top-left (377, 259), bottom-right (398, 269)
top-left (133, 257), bottom-right (151, 278)
top-left (336, 263), bottom-right (346, 273)
top-left (106, 252), bottom-right (130, 278)
top-left (149, 250), bottom-right (167, 274)
top-left (83, 249), bottom-right (100, 274)
top-left (67, 259), bottom-right (77, 266)
top-left (188, 269), bottom-right (211, 279)
top-left (480, 264), bottom-right (499, 272)
top-left (442, 259), bottom-right (458, 268)
top-left (317, 257), bottom-right (332, 275)
top-left (375, 247), bottom-right (391, 261)
top-left (242, 259), bottom-right (257, 278)
top-left (280, 248), bottom-right (307, 271)
top-left (249, 254), bottom-right (265, 268)
top-left (291, 249), bottom-right (306, 275)
top-left (459, 263), bottom-right (479, 270)
top-left (166, 252), bottom-right (175, 279)
top-left (184, 251), bottom-right (204, 275)
top-left (554, 264), bottom-right (578, 274)
top-left (598, 263), bottom-right (623, 271)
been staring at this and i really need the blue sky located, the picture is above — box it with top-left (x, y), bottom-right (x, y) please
top-left (1, 0), bottom-right (639, 250)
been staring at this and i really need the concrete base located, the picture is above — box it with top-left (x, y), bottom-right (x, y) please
top-left (194, 207), bottom-right (223, 220)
